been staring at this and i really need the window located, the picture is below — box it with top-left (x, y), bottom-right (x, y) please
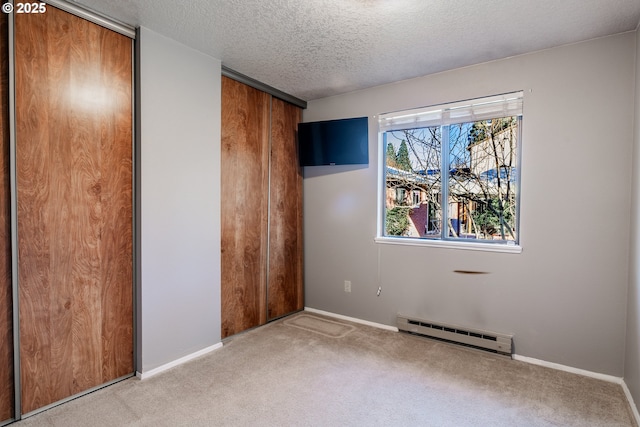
top-left (412, 190), bottom-right (421, 206)
top-left (396, 187), bottom-right (407, 204)
top-left (379, 92), bottom-right (522, 248)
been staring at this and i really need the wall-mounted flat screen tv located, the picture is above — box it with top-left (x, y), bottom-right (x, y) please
top-left (298, 116), bottom-right (368, 166)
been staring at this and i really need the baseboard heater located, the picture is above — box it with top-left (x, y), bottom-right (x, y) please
top-left (397, 314), bottom-right (513, 357)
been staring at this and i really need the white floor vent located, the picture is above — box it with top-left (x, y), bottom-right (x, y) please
top-left (397, 314), bottom-right (513, 357)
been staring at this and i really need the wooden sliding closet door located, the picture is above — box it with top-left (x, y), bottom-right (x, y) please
top-left (15, 6), bottom-right (133, 414)
top-left (0, 11), bottom-right (13, 423)
top-left (267, 99), bottom-right (303, 320)
top-left (222, 77), bottom-right (304, 337)
top-left (221, 76), bottom-right (271, 338)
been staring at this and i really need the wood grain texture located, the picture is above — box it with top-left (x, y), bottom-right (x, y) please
top-left (267, 99), bottom-right (303, 320)
top-left (221, 77), bottom-right (270, 338)
top-left (0, 12), bottom-right (13, 423)
top-left (15, 6), bottom-right (133, 414)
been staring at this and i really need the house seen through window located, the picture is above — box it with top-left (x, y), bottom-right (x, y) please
top-left (380, 92), bottom-right (522, 245)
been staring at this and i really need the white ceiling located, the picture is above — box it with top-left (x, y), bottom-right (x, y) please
top-left (69, 0), bottom-right (640, 101)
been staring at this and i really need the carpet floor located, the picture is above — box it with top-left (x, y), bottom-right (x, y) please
top-left (11, 311), bottom-right (637, 426)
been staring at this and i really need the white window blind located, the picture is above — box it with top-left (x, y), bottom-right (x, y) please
top-left (378, 91), bottom-right (524, 132)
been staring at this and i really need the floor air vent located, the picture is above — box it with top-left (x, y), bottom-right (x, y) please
top-left (397, 314), bottom-right (513, 357)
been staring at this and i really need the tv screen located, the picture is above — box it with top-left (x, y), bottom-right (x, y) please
top-left (298, 117), bottom-right (368, 166)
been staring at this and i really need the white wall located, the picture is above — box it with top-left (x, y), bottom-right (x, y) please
top-left (625, 27), bottom-right (640, 405)
top-left (138, 27), bottom-right (221, 373)
top-left (304, 33), bottom-right (636, 376)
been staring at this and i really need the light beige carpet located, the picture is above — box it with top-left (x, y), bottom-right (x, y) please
top-left (12, 312), bottom-right (637, 426)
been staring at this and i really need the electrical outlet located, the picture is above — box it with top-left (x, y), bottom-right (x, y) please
top-left (344, 280), bottom-right (351, 293)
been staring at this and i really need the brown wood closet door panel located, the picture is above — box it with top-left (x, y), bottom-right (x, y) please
top-left (267, 99), bottom-right (303, 320)
top-left (0, 11), bottom-right (13, 423)
top-left (221, 76), bottom-right (270, 338)
top-left (15, 6), bottom-right (133, 414)
top-left (97, 21), bottom-right (134, 385)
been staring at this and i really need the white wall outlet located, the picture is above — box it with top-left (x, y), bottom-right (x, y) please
top-left (344, 280), bottom-right (351, 293)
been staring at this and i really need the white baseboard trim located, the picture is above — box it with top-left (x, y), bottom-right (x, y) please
top-left (304, 307), bottom-right (399, 332)
top-left (136, 342), bottom-right (223, 380)
top-left (622, 380), bottom-right (640, 426)
top-left (512, 354), bottom-right (623, 384)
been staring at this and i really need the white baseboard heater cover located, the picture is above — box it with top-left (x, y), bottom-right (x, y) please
top-left (397, 314), bottom-right (513, 356)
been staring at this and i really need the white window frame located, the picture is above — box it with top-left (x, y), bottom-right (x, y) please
top-left (375, 92), bottom-right (523, 254)
top-left (411, 190), bottom-right (421, 206)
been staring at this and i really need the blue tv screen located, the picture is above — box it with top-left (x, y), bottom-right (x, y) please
top-left (298, 117), bottom-right (369, 166)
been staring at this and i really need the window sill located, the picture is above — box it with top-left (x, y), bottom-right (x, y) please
top-left (374, 236), bottom-right (522, 254)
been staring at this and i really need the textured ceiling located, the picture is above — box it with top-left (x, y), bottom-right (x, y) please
top-left (69, 0), bottom-right (640, 101)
